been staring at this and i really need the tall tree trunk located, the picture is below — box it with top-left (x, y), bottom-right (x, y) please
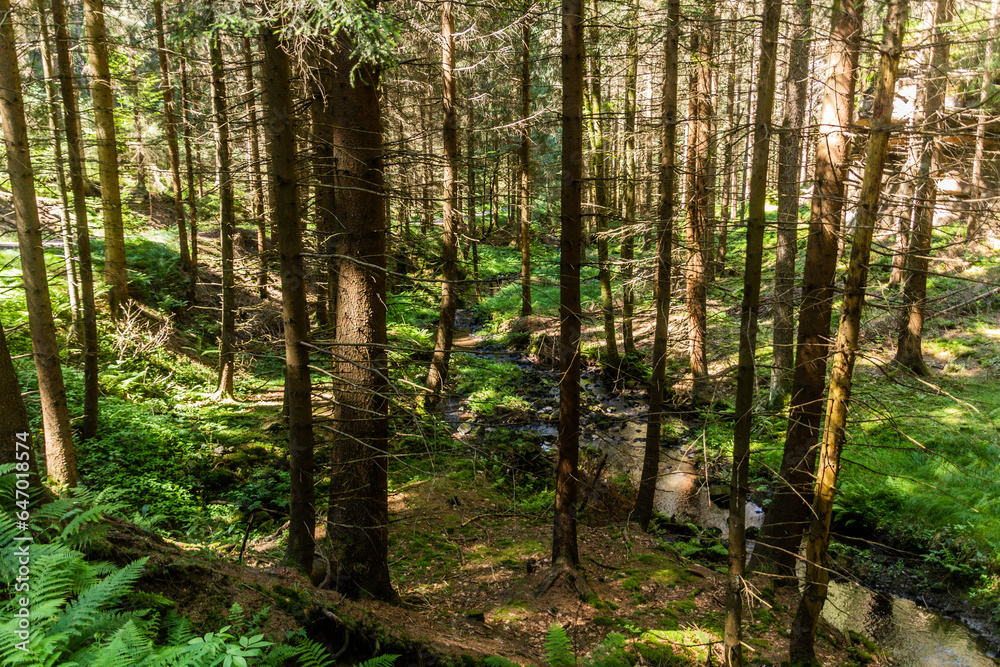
top-left (685, 8), bottom-right (713, 399)
top-left (894, 0), bottom-right (952, 375)
top-left (52, 0), bottom-right (98, 441)
top-left (210, 34), bottom-right (235, 400)
top-left (585, 0), bottom-right (620, 367)
top-left (553, 0), bottom-right (584, 571)
top-left (425, 0), bottom-right (461, 408)
top-left (0, 317), bottom-right (41, 483)
top-left (324, 25), bottom-right (395, 602)
top-left (717, 20), bottom-right (738, 275)
top-left (768, 0), bottom-right (813, 408)
top-left (468, 122), bottom-right (480, 302)
top-left (750, 0), bottom-right (862, 578)
top-left (726, 0), bottom-right (782, 660)
top-left (0, 0), bottom-right (77, 486)
top-left (970, 0), bottom-right (999, 238)
top-left (790, 1), bottom-right (907, 658)
top-left (634, 0), bottom-right (678, 531)
top-left (36, 0), bottom-right (79, 343)
top-left (519, 19), bottom-right (532, 317)
top-left (621, 4), bottom-right (638, 357)
top-left (153, 0), bottom-right (191, 273)
top-left (309, 43), bottom-right (338, 335)
top-left (243, 37), bottom-right (268, 300)
top-left (83, 0), bottom-right (128, 318)
top-left (262, 27), bottom-right (315, 577)
top-left (181, 54), bottom-right (198, 280)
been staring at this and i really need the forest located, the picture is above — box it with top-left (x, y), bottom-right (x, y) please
top-left (1, 0), bottom-right (1000, 664)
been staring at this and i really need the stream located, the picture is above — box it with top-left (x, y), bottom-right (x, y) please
top-left (443, 320), bottom-right (998, 665)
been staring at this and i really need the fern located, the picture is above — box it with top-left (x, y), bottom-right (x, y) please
top-left (485, 656), bottom-right (522, 667)
top-left (357, 654), bottom-right (399, 667)
top-left (584, 633), bottom-right (628, 667)
top-left (544, 624), bottom-right (576, 667)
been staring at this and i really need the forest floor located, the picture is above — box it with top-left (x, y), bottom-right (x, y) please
top-left (4, 189), bottom-right (1000, 664)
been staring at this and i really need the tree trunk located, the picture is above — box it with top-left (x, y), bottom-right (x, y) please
top-left (585, 0), bottom-right (619, 368)
top-left (0, 0), bottom-right (77, 486)
top-left (425, 0), bottom-right (461, 408)
top-left (243, 37), bottom-right (268, 300)
top-left (83, 0), bottom-right (128, 318)
top-left (726, 0), bottom-right (782, 661)
top-left (308, 42), bottom-right (338, 336)
top-left (519, 20), bottom-right (532, 317)
top-left (181, 54), bottom-right (199, 282)
top-left (634, 0), bottom-right (679, 531)
top-left (210, 34), bottom-right (235, 400)
top-left (717, 21), bottom-right (738, 276)
top-left (790, 2), bottom-right (907, 658)
top-left (0, 316), bottom-right (41, 484)
top-left (553, 0), bottom-right (584, 570)
top-left (36, 0), bottom-right (79, 341)
top-left (52, 0), bottom-right (99, 441)
top-left (750, 0), bottom-right (862, 578)
top-left (893, 0), bottom-right (952, 375)
top-left (262, 27), bottom-right (315, 577)
top-left (324, 25), bottom-right (396, 602)
top-left (970, 0), bottom-right (999, 238)
top-left (621, 5), bottom-right (638, 357)
top-left (468, 123), bottom-right (480, 302)
top-left (685, 10), bottom-right (713, 399)
top-left (154, 0), bottom-right (190, 274)
top-left (768, 0), bottom-right (812, 409)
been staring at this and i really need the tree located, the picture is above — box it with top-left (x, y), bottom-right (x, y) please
top-left (425, 0), bottom-right (461, 409)
top-left (552, 0), bottom-right (584, 573)
top-left (83, 0), bottom-right (129, 318)
top-left (726, 0), bottom-right (782, 659)
top-left (0, 0), bottom-right (76, 486)
top-left (769, 0), bottom-right (813, 408)
top-left (790, 0), bottom-right (908, 658)
top-left (180, 53), bottom-right (199, 276)
top-left (685, 0), bottom-right (715, 399)
top-left (621, 2), bottom-right (638, 358)
top-left (210, 32), bottom-right (236, 400)
top-left (154, 0), bottom-right (191, 274)
top-left (893, 0), bottom-right (953, 375)
top-left (750, 0), bottom-right (863, 578)
top-left (262, 25), bottom-right (315, 577)
top-left (584, 0), bottom-right (620, 368)
top-left (519, 16), bottom-right (532, 318)
top-left (971, 0), bottom-right (1000, 237)
top-left (324, 20), bottom-right (396, 601)
top-left (51, 0), bottom-right (99, 441)
top-left (0, 317), bottom-right (41, 483)
top-left (633, 0), bottom-right (679, 531)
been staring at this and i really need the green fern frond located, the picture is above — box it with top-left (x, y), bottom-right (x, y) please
top-left (48, 558), bottom-right (148, 643)
top-left (583, 633), bottom-right (628, 667)
top-left (544, 624), bottom-right (576, 667)
top-left (357, 654), bottom-right (400, 667)
top-left (292, 638), bottom-right (336, 667)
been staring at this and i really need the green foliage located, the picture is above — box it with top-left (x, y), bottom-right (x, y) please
top-left (543, 624), bottom-right (575, 667)
top-left (538, 624), bottom-right (630, 667)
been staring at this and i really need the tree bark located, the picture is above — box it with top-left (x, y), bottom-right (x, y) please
top-left (0, 0), bottom-right (77, 486)
top-left (970, 0), bottom-right (999, 238)
top-left (0, 317), bottom-right (41, 484)
top-left (425, 0), bottom-right (461, 409)
top-left (181, 54), bottom-right (198, 277)
top-left (243, 37), bottom-right (268, 300)
top-left (324, 23), bottom-right (395, 601)
top-left (36, 0), bottom-right (79, 341)
top-left (210, 34), bottom-right (235, 400)
top-left (153, 0), bottom-right (190, 273)
top-left (634, 0), bottom-right (679, 531)
top-left (750, 0), bottom-right (862, 578)
top-left (685, 14), bottom-right (713, 399)
top-left (768, 0), bottom-right (812, 409)
top-left (519, 19), bottom-right (532, 317)
top-left (893, 0), bottom-right (952, 375)
top-left (262, 27), bottom-right (315, 577)
top-left (553, 0), bottom-right (584, 569)
top-left (726, 0), bottom-right (783, 661)
top-left (83, 0), bottom-right (128, 318)
top-left (584, 0), bottom-right (620, 367)
top-left (621, 4), bottom-right (638, 357)
top-left (51, 0), bottom-right (99, 441)
top-left (308, 41), bottom-right (338, 336)
top-left (790, 2), bottom-right (907, 659)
